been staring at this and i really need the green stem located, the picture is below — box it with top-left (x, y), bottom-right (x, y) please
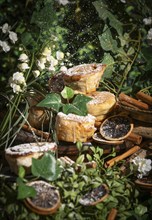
top-left (117, 31), bottom-right (141, 95)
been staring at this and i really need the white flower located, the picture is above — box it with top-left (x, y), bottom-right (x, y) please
top-left (33, 70), bottom-right (40, 78)
top-left (48, 66), bottom-right (55, 71)
top-left (18, 53), bottom-right (29, 62)
top-left (147, 28), bottom-right (152, 40)
top-left (0, 40), bottom-right (10, 52)
top-left (18, 63), bottom-right (30, 72)
top-left (49, 56), bottom-right (58, 66)
top-left (66, 52), bottom-right (70, 56)
top-left (57, 0), bottom-right (69, 5)
top-left (12, 72), bottom-right (26, 85)
top-left (8, 31), bottom-right (18, 44)
top-left (60, 66), bottom-right (67, 72)
top-left (37, 60), bottom-right (46, 70)
top-left (39, 57), bottom-right (47, 64)
top-left (132, 156), bottom-right (152, 178)
top-left (11, 83), bottom-right (22, 94)
top-left (1, 23), bottom-right (10, 33)
top-left (120, 0), bottom-right (126, 3)
top-left (56, 51), bottom-right (64, 60)
top-left (143, 17), bottom-right (152, 25)
top-left (42, 47), bottom-right (51, 56)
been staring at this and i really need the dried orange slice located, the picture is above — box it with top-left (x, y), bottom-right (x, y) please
top-left (79, 184), bottom-right (109, 206)
top-left (100, 115), bottom-right (133, 141)
top-left (24, 180), bottom-right (60, 215)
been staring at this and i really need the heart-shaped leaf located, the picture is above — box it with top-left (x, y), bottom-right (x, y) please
top-left (62, 104), bottom-right (84, 115)
top-left (31, 152), bottom-right (62, 181)
top-left (37, 93), bottom-right (62, 112)
top-left (17, 177), bottom-right (36, 200)
top-left (72, 94), bottom-right (92, 115)
top-left (61, 86), bottom-right (75, 100)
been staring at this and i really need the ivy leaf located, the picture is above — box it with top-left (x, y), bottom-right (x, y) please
top-left (93, 1), bottom-right (123, 36)
top-left (37, 93), bottom-right (62, 112)
top-left (63, 94), bottom-right (92, 116)
top-left (99, 25), bottom-right (118, 53)
top-left (31, 152), bottom-right (62, 181)
top-left (102, 53), bottom-right (114, 78)
top-left (63, 104), bottom-right (84, 115)
top-left (61, 86), bottom-right (75, 100)
top-left (31, 2), bottom-right (56, 32)
top-left (17, 177), bottom-right (36, 200)
top-left (18, 166), bottom-right (26, 179)
top-left (72, 94), bottom-right (92, 115)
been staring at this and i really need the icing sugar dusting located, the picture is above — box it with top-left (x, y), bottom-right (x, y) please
top-left (57, 112), bottom-right (96, 123)
top-left (64, 63), bottom-right (104, 76)
top-left (5, 142), bottom-right (57, 156)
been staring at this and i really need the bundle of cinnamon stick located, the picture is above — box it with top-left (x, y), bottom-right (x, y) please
top-left (119, 91), bottom-right (152, 110)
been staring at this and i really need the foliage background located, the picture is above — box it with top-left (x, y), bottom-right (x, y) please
top-left (0, 0), bottom-right (152, 95)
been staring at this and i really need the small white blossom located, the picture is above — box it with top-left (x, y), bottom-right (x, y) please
top-left (1, 23), bottom-right (10, 33)
top-left (147, 28), bottom-right (152, 40)
top-left (0, 40), bottom-right (10, 52)
top-left (66, 52), bottom-right (70, 56)
top-left (56, 51), bottom-right (64, 60)
top-left (48, 65), bottom-right (55, 71)
top-left (120, 0), bottom-right (126, 3)
top-left (18, 63), bottom-right (30, 72)
top-left (132, 156), bottom-right (152, 179)
top-left (49, 56), bottom-right (58, 66)
top-left (11, 83), bottom-right (22, 94)
top-left (33, 70), bottom-right (40, 78)
top-left (39, 57), bottom-right (47, 64)
top-left (143, 17), bottom-right (152, 25)
top-left (12, 72), bottom-right (26, 85)
top-left (8, 31), bottom-right (18, 44)
top-left (42, 47), bottom-right (51, 56)
top-left (37, 60), bottom-right (46, 70)
top-left (18, 53), bottom-right (29, 62)
top-left (57, 0), bottom-right (69, 5)
top-left (60, 66), bottom-right (67, 72)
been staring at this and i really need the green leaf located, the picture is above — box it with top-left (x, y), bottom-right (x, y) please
top-left (72, 94), bottom-right (92, 115)
top-left (76, 155), bottom-right (85, 164)
top-left (135, 204), bottom-right (148, 216)
top-left (21, 32), bottom-right (36, 47)
top-left (102, 53), bottom-right (114, 78)
top-left (17, 178), bottom-right (36, 200)
top-left (31, 2), bottom-right (56, 32)
top-left (31, 152), bottom-right (62, 181)
top-left (61, 86), bottom-right (75, 100)
top-left (62, 94), bottom-right (92, 116)
top-left (37, 93), bottom-right (62, 112)
top-left (18, 166), bottom-right (25, 179)
top-left (93, 1), bottom-right (123, 35)
top-left (62, 104), bottom-right (84, 115)
top-left (99, 25), bottom-right (118, 53)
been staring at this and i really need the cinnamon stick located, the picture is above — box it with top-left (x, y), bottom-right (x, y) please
top-left (120, 100), bottom-right (140, 110)
top-left (136, 91), bottom-right (152, 106)
top-left (20, 124), bottom-right (51, 140)
top-left (107, 208), bottom-right (118, 220)
top-left (119, 93), bottom-right (149, 110)
top-left (126, 132), bottom-right (142, 145)
top-left (105, 145), bottom-right (141, 167)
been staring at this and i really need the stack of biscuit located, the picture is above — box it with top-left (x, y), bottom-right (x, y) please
top-left (55, 63), bottom-right (116, 143)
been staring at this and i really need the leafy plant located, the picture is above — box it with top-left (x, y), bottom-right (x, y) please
top-left (1, 147), bottom-right (151, 220)
top-left (37, 86), bottom-right (92, 116)
top-left (92, 0), bottom-right (152, 96)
